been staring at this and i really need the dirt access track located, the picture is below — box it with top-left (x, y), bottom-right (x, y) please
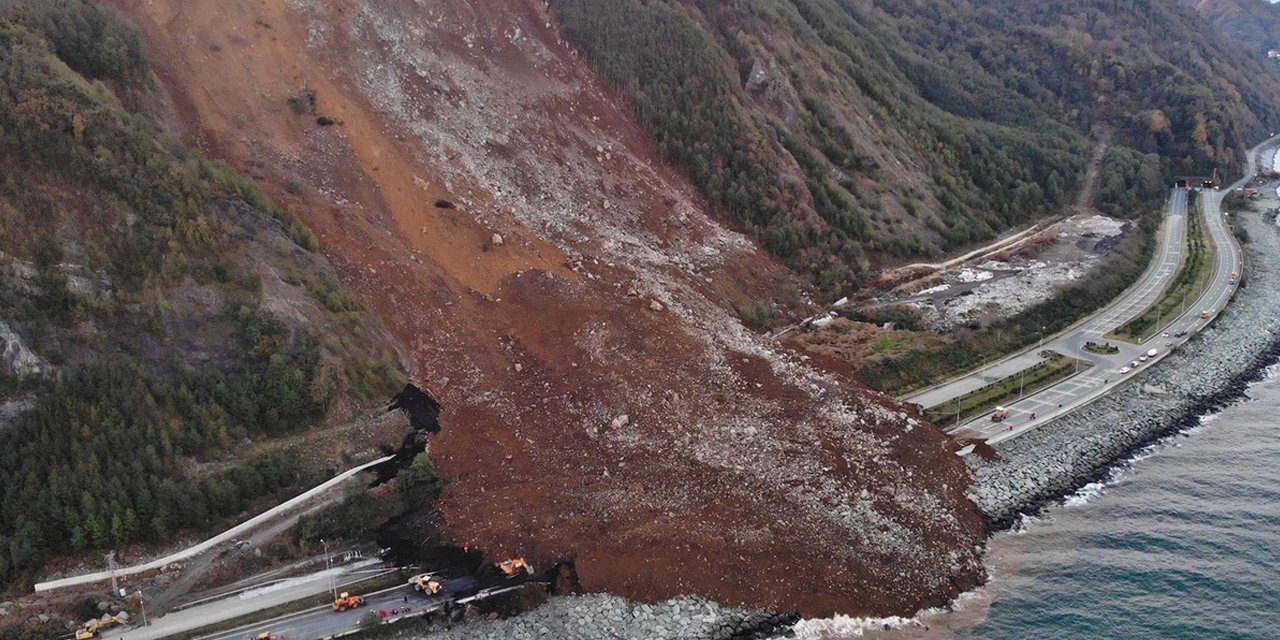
top-left (108, 0), bottom-right (984, 617)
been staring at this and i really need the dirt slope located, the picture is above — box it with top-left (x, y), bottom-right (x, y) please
top-left (107, 0), bottom-right (985, 617)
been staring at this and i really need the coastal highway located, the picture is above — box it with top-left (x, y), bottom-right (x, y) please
top-left (909, 187), bottom-right (1189, 411)
top-left (911, 139), bottom-right (1265, 445)
top-left (193, 578), bottom-right (479, 640)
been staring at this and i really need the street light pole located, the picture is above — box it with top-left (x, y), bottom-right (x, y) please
top-left (137, 589), bottom-right (147, 627)
top-left (321, 538), bottom-right (336, 601)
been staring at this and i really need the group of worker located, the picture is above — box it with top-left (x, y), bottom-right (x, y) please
top-left (376, 605), bottom-right (411, 618)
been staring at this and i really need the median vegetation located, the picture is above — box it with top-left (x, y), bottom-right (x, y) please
top-left (1112, 191), bottom-right (1214, 341)
top-left (1083, 341), bottom-right (1119, 354)
top-left (924, 352), bottom-right (1089, 426)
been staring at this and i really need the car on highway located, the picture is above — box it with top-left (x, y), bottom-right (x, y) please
top-left (1174, 330), bottom-right (1188, 337)
top-left (1161, 331), bottom-right (1170, 338)
top-left (1139, 355), bottom-right (1149, 362)
top-left (1119, 366), bottom-right (1132, 374)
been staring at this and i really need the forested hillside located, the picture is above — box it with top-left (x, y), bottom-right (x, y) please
top-left (0, 3), bottom-right (403, 586)
top-left (553, 0), bottom-right (1280, 293)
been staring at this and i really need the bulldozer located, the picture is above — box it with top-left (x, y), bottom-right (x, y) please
top-left (408, 573), bottom-right (444, 595)
top-left (332, 592), bottom-right (366, 611)
top-left (495, 557), bottom-right (533, 577)
top-left (75, 613), bottom-right (128, 640)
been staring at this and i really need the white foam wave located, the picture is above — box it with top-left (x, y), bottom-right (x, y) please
top-left (1063, 480), bottom-right (1106, 507)
top-left (789, 589), bottom-right (988, 639)
top-left (1007, 512), bottom-right (1044, 534)
top-left (789, 613), bottom-right (918, 638)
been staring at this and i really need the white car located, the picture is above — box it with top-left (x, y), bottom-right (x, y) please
top-left (1161, 332), bottom-right (1170, 338)
top-left (1139, 355), bottom-right (1149, 362)
top-left (1119, 366), bottom-right (1132, 374)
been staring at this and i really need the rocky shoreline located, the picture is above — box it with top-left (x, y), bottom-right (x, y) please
top-left (388, 594), bottom-right (796, 640)
top-left (967, 200), bottom-right (1280, 526)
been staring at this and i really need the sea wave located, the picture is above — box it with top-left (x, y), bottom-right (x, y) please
top-left (788, 590), bottom-right (987, 639)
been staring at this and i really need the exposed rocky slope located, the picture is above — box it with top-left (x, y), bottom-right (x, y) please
top-left (106, 0), bottom-right (984, 617)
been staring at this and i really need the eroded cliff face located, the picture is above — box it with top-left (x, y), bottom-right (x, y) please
top-left (107, 0), bottom-right (984, 616)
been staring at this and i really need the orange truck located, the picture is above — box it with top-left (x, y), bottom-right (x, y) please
top-left (495, 557), bottom-right (533, 577)
top-left (990, 406), bottom-right (1010, 422)
top-left (332, 592), bottom-right (366, 612)
top-left (408, 573), bottom-right (445, 595)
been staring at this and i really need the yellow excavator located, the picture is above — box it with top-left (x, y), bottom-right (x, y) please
top-left (75, 614), bottom-right (128, 640)
top-left (495, 557), bottom-right (533, 577)
top-left (332, 592), bottom-right (366, 611)
top-left (408, 573), bottom-right (444, 595)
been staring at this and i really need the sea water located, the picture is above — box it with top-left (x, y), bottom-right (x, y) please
top-left (795, 365), bottom-right (1280, 640)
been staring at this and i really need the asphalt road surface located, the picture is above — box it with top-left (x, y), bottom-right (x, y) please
top-left (909, 139), bottom-right (1265, 446)
top-left (195, 578), bottom-right (478, 640)
top-left (113, 562), bottom-right (394, 640)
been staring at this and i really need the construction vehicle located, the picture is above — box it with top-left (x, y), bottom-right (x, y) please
top-left (254, 633), bottom-right (282, 640)
top-left (1201, 309), bottom-right (1211, 319)
top-left (408, 573), bottom-right (444, 595)
top-left (75, 614), bottom-right (128, 640)
top-left (495, 557), bottom-right (533, 577)
top-left (332, 592), bottom-right (366, 611)
top-left (991, 406), bottom-right (1010, 422)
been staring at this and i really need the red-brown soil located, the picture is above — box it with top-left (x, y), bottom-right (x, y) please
top-left (107, 0), bottom-right (985, 617)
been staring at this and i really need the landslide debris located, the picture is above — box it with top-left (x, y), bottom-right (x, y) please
top-left (109, 0), bottom-right (985, 618)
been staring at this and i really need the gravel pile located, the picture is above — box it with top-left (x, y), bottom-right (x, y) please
top-left (968, 207), bottom-right (1280, 525)
top-left (395, 594), bottom-right (795, 640)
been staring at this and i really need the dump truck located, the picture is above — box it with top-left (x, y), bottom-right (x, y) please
top-left (495, 558), bottom-right (533, 577)
top-left (75, 613), bottom-right (128, 640)
top-left (991, 406), bottom-right (1010, 422)
top-left (408, 573), bottom-right (444, 595)
top-left (332, 592), bottom-right (366, 611)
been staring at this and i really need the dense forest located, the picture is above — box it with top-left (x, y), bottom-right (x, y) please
top-left (0, 2), bottom-right (402, 586)
top-left (553, 0), bottom-right (1280, 294)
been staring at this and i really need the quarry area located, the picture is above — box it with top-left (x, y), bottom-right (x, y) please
top-left (873, 214), bottom-right (1132, 332)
